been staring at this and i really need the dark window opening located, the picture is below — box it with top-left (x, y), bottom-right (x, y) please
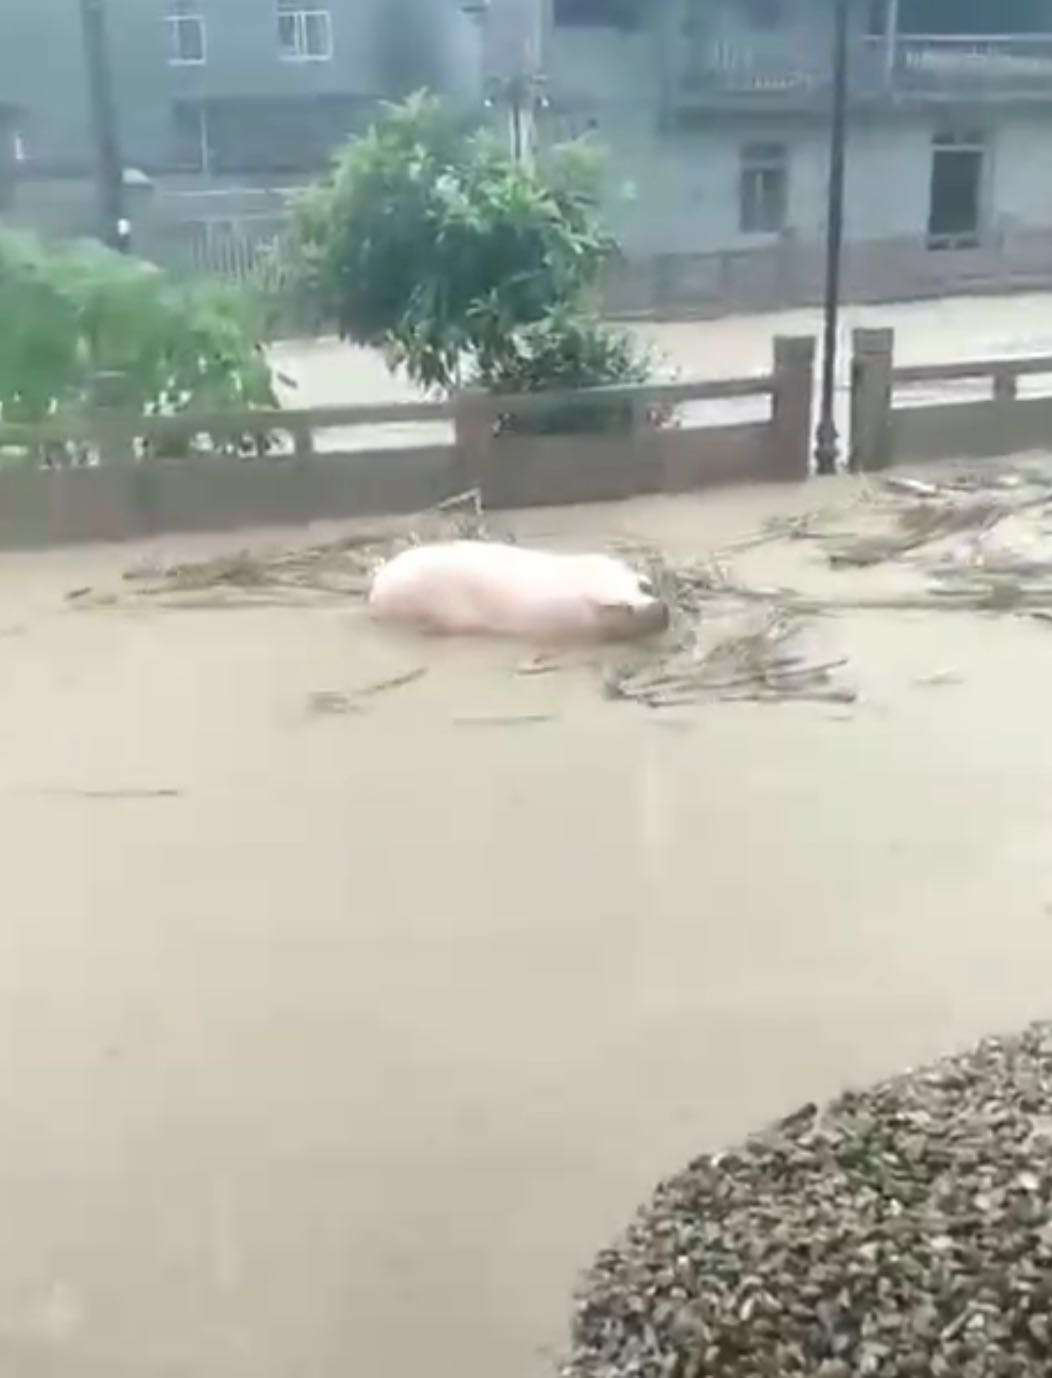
top-left (865, 0), bottom-right (887, 36)
top-left (868, 0), bottom-right (1052, 35)
top-left (553, 0), bottom-right (644, 30)
top-left (744, 0), bottom-right (784, 29)
top-left (899, 0), bottom-right (1052, 35)
top-left (927, 132), bottom-right (984, 248)
top-left (740, 143), bottom-right (788, 234)
top-left (166, 0), bottom-right (206, 63)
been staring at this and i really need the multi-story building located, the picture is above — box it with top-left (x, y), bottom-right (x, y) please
top-left (1, 0), bottom-right (484, 177)
top-left (534, 0), bottom-right (1052, 309)
top-left (5, 0), bottom-right (1052, 312)
top-left (0, 0), bottom-right (484, 242)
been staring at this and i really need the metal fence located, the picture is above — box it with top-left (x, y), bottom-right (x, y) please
top-left (143, 212), bottom-right (287, 283)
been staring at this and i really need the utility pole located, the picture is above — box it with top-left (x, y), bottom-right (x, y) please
top-left (814, 0), bottom-right (849, 476)
top-left (79, 0), bottom-right (129, 251)
top-left (484, 71), bottom-right (545, 166)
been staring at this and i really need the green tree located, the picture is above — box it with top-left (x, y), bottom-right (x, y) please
top-left (277, 92), bottom-right (648, 407)
top-left (0, 227), bottom-right (273, 424)
top-left (0, 229), bottom-right (83, 423)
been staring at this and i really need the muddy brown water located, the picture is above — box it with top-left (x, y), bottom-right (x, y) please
top-left (2, 477), bottom-right (1052, 1376)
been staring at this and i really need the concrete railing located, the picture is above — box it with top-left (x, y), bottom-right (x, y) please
top-left (850, 327), bottom-right (1052, 471)
top-left (890, 33), bottom-right (1052, 92)
top-left (0, 336), bottom-right (814, 547)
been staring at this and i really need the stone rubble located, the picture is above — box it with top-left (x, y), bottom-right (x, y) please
top-left (565, 1024), bottom-right (1052, 1378)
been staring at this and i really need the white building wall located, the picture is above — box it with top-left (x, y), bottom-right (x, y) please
top-left (542, 5), bottom-right (1052, 261)
top-left (840, 117), bottom-right (936, 242)
top-left (990, 112), bottom-right (1052, 232)
top-left (543, 90), bottom-right (1052, 261)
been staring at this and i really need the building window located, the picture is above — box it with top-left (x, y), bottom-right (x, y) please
top-left (166, 0), bottom-right (206, 65)
top-left (553, 0), bottom-right (643, 29)
top-left (277, 2), bottom-right (333, 60)
top-left (927, 130), bottom-right (985, 249)
top-left (739, 143), bottom-right (788, 234)
top-left (744, 0), bottom-right (784, 29)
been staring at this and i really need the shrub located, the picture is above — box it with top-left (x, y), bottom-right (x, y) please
top-left (278, 93), bottom-right (621, 395)
top-left (474, 308), bottom-right (652, 435)
top-left (0, 227), bottom-right (274, 425)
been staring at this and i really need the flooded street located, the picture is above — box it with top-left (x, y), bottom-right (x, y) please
top-left (3, 467), bottom-right (1052, 1375)
top-left (271, 289), bottom-right (1052, 447)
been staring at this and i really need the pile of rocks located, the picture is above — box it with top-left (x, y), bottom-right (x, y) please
top-left (565, 1024), bottom-right (1052, 1378)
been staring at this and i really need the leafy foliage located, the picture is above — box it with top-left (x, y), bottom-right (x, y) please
top-left (0, 227), bottom-right (273, 424)
top-left (280, 93), bottom-right (622, 394)
top-left (475, 308), bottom-right (652, 435)
top-left (0, 230), bottom-right (83, 423)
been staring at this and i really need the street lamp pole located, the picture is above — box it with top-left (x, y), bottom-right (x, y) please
top-left (814, 0), bottom-right (849, 475)
top-left (79, 0), bottom-right (128, 252)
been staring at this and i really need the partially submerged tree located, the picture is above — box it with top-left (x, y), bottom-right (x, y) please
top-left (276, 92), bottom-right (650, 411)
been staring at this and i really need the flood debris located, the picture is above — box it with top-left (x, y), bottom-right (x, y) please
top-left (307, 666), bottom-right (427, 715)
top-left (565, 1022), bottom-right (1052, 1378)
top-left (820, 465), bottom-right (1052, 581)
top-left (602, 545), bottom-right (853, 708)
top-left (453, 713), bottom-right (555, 728)
top-left (826, 492), bottom-right (1005, 569)
top-left (83, 488), bottom-right (854, 707)
top-left (306, 690), bottom-right (366, 717)
top-left (17, 786), bottom-right (181, 800)
top-left (117, 488), bottom-right (491, 607)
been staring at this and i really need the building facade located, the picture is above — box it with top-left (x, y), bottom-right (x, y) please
top-left (4, 0), bottom-right (1052, 312)
top-left (1, 0), bottom-right (484, 178)
top-left (0, 0), bottom-right (484, 244)
top-left (533, 0), bottom-right (1052, 310)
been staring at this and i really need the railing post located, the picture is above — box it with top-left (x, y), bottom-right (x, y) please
top-left (88, 370), bottom-right (136, 466)
top-left (849, 327), bottom-right (894, 472)
top-left (452, 388), bottom-right (495, 500)
top-left (771, 335), bottom-right (815, 481)
top-left (290, 417), bottom-right (315, 462)
top-left (993, 366), bottom-right (1018, 406)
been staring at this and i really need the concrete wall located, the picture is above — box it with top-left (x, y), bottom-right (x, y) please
top-left (848, 329), bottom-right (1052, 469)
top-left (0, 342), bottom-right (812, 547)
top-left (0, 412), bottom-right (794, 547)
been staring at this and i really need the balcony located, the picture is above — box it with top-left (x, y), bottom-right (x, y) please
top-left (673, 32), bottom-right (1052, 110)
top-left (886, 34), bottom-right (1052, 96)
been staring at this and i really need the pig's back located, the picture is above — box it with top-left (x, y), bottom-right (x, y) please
top-left (368, 541), bottom-right (561, 634)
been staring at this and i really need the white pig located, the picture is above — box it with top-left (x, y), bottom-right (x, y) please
top-left (368, 540), bottom-right (669, 644)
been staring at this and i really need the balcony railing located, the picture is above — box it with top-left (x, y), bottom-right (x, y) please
top-left (677, 32), bottom-right (1052, 103)
top-left (887, 34), bottom-right (1052, 92)
top-left (680, 38), bottom-right (829, 96)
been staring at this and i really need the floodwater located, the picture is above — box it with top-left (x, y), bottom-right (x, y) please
top-left (3, 473), bottom-right (1052, 1378)
top-left (270, 288), bottom-right (1052, 447)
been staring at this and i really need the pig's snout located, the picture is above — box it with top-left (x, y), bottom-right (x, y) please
top-left (596, 597), bottom-right (670, 642)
